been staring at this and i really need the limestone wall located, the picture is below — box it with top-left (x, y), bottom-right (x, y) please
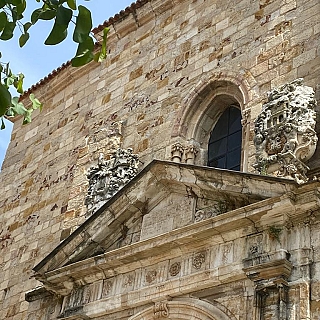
top-left (0, 0), bottom-right (319, 319)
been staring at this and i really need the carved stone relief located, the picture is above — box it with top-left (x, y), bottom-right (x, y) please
top-left (85, 148), bottom-right (140, 216)
top-left (169, 262), bottom-right (181, 277)
top-left (253, 78), bottom-right (318, 183)
top-left (153, 301), bottom-right (169, 318)
top-left (171, 142), bottom-right (184, 163)
top-left (170, 141), bottom-right (199, 164)
top-left (146, 270), bottom-right (157, 284)
top-left (194, 200), bottom-right (229, 222)
top-left (192, 252), bottom-right (206, 269)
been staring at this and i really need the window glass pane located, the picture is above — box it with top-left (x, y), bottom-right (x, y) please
top-left (229, 107), bottom-right (242, 134)
top-left (227, 130), bottom-right (242, 151)
top-left (226, 147), bottom-right (241, 169)
top-left (208, 155), bottom-right (226, 168)
top-left (209, 137), bottom-right (227, 159)
top-left (207, 105), bottom-right (242, 171)
top-left (209, 111), bottom-right (229, 142)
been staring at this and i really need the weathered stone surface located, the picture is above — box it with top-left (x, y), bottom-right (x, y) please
top-left (85, 148), bottom-right (140, 216)
top-left (0, 0), bottom-right (319, 319)
top-left (253, 78), bottom-right (318, 183)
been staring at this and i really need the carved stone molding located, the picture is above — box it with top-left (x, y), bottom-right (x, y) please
top-left (243, 250), bottom-right (292, 320)
top-left (184, 144), bottom-right (199, 164)
top-left (170, 142), bottom-right (199, 164)
top-left (169, 262), bottom-right (181, 276)
top-left (153, 301), bottom-right (169, 318)
top-left (243, 250), bottom-right (292, 281)
top-left (129, 298), bottom-right (235, 320)
top-left (171, 142), bottom-right (184, 163)
top-left (146, 270), bottom-right (157, 284)
top-left (192, 252), bottom-right (206, 269)
top-left (253, 78), bottom-right (318, 183)
top-left (85, 148), bottom-right (140, 216)
top-left (241, 108), bottom-right (251, 126)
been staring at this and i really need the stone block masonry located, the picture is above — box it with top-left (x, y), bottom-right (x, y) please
top-left (0, 0), bottom-right (319, 319)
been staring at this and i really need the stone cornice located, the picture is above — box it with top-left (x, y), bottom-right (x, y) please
top-left (33, 160), bottom-right (298, 275)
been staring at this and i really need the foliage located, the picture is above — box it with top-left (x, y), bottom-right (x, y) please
top-left (0, 0), bottom-right (109, 129)
top-left (267, 225), bottom-right (282, 243)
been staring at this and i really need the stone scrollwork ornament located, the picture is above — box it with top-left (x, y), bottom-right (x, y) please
top-left (253, 78), bottom-right (318, 184)
top-left (85, 148), bottom-right (140, 215)
top-left (153, 301), bottom-right (169, 318)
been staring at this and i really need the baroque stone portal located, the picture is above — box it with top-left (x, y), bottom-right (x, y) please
top-left (85, 148), bottom-right (140, 215)
top-left (253, 78), bottom-right (318, 183)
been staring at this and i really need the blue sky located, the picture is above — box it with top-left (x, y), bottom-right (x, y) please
top-left (0, 0), bottom-right (134, 169)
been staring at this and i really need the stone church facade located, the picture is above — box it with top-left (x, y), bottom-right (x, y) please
top-left (0, 0), bottom-right (319, 319)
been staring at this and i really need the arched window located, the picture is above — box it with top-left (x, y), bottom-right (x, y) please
top-left (171, 76), bottom-right (249, 171)
top-left (207, 105), bottom-right (242, 171)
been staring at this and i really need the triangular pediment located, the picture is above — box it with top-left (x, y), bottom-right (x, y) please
top-left (34, 161), bottom-right (298, 275)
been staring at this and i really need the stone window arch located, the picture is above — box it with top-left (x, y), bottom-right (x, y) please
top-left (171, 75), bottom-right (250, 171)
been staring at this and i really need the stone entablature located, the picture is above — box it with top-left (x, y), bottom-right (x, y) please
top-left (253, 79), bottom-right (318, 183)
top-left (30, 162), bottom-right (320, 319)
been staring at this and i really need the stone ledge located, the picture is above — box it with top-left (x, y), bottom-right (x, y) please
top-left (25, 286), bottom-right (53, 302)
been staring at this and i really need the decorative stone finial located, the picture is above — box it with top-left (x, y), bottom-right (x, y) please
top-left (253, 78), bottom-right (318, 184)
top-left (85, 148), bottom-right (140, 216)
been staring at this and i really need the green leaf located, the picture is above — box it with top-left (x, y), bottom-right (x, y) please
top-left (14, 73), bottom-right (24, 93)
top-left (30, 93), bottom-right (42, 111)
top-left (19, 32), bottom-right (29, 47)
top-left (23, 22), bottom-right (32, 32)
top-left (73, 5), bottom-right (92, 43)
top-left (0, 84), bottom-right (11, 116)
top-left (5, 75), bottom-right (15, 87)
top-left (0, 22), bottom-right (16, 40)
top-left (44, 6), bottom-right (72, 45)
top-left (31, 9), bottom-right (41, 24)
top-left (67, 0), bottom-right (76, 10)
top-left (71, 37), bottom-right (94, 67)
top-left (7, 0), bottom-right (23, 5)
top-left (11, 96), bottom-right (27, 115)
top-left (0, 0), bottom-right (6, 9)
top-left (44, 24), bottom-right (67, 45)
top-left (16, 0), bottom-right (26, 16)
top-left (22, 109), bottom-right (32, 124)
top-left (1, 117), bottom-right (5, 130)
top-left (0, 12), bottom-right (7, 32)
top-left (94, 27), bottom-right (109, 62)
top-left (6, 106), bottom-right (14, 117)
top-left (55, 5), bottom-right (72, 25)
top-left (31, 8), bottom-right (56, 24)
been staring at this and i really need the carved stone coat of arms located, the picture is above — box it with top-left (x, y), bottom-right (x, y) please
top-left (253, 78), bottom-right (318, 183)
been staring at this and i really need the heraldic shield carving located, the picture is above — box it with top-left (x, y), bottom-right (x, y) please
top-left (85, 148), bottom-right (140, 216)
top-left (253, 78), bottom-right (318, 184)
